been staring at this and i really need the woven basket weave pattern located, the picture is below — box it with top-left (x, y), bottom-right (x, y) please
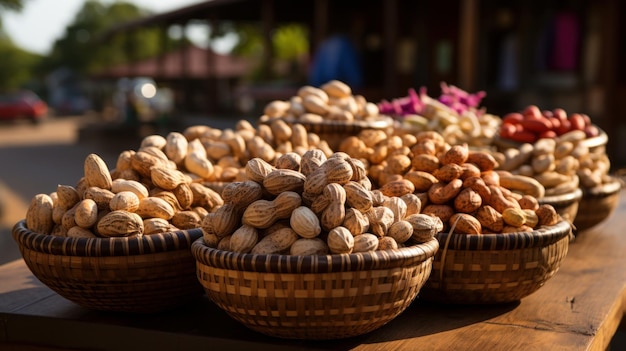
top-left (192, 238), bottom-right (439, 340)
top-left (13, 220), bottom-right (204, 313)
top-left (422, 220), bottom-right (571, 304)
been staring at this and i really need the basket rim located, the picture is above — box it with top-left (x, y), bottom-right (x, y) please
top-left (539, 187), bottom-right (583, 205)
top-left (191, 237), bottom-right (439, 273)
top-left (12, 220), bottom-right (203, 257)
top-left (434, 220), bottom-right (571, 251)
top-left (582, 175), bottom-right (623, 197)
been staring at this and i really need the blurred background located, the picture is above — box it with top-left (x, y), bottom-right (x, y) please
top-left (0, 0), bottom-right (624, 255)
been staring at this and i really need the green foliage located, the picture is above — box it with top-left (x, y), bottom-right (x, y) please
top-left (40, 0), bottom-right (164, 75)
top-left (231, 23), bottom-right (308, 81)
top-left (273, 24), bottom-right (308, 60)
top-left (0, 0), bottom-right (23, 12)
top-left (0, 37), bottom-right (41, 91)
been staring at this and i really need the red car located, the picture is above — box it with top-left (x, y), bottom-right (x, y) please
top-left (0, 90), bottom-right (48, 124)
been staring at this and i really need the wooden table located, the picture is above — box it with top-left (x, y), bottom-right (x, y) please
top-left (2, 193), bottom-right (626, 351)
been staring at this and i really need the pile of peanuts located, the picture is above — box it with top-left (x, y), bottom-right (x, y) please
top-left (25, 148), bottom-right (225, 238)
top-left (398, 97), bottom-right (501, 148)
top-left (179, 118), bottom-right (334, 186)
top-left (201, 150), bottom-right (442, 255)
top-left (340, 129), bottom-right (559, 234)
top-left (259, 80), bottom-right (384, 125)
top-left (489, 129), bottom-right (612, 196)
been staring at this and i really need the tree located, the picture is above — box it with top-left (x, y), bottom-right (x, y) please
top-left (0, 0), bottom-right (41, 91)
top-left (39, 0), bottom-right (164, 76)
top-left (229, 22), bottom-right (309, 81)
top-left (0, 36), bottom-right (41, 91)
top-left (0, 0), bottom-right (23, 12)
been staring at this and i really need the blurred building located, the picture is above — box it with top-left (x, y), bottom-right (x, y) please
top-left (101, 0), bottom-right (626, 167)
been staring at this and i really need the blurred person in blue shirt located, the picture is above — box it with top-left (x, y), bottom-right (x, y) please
top-left (309, 33), bottom-right (363, 89)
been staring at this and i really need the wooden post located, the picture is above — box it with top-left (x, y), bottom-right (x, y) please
top-left (180, 21), bottom-right (192, 113)
top-left (312, 0), bottom-right (329, 53)
top-left (601, 0), bottom-right (620, 166)
top-left (383, 0), bottom-right (398, 98)
top-left (206, 16), bottom-right (218, 114)
top-left (458, 0), bottom-right (478, 91)
top-left (260, 0), bottom-right (275, 80)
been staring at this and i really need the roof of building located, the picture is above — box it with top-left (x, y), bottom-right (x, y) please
top-left (102, 0), bottom-right (316, 39)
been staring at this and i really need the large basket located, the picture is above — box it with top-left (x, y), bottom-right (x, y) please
top-left (192, 237), bottom-right (439, 340)
top-left (421, 220), bottom-right (572, 304)
top-left (574, 176), bottom-right (622, 232)
top-left (538, 187), bottom-right (582, 224)
top-left (12, 220), bottom-right (204, 313)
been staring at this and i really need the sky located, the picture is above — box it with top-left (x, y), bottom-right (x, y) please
top-left (2, 0), bottom-right (209, 55)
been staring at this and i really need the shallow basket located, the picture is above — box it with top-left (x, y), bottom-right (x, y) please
top-left (12, 220), bottom-right (204, 313)
top-left (420, 220), bottom-right (572, 304)
top-left (538, 187), bottom-right (583, 224)
top-left (191, 237), bottom-right (439, 340)
top-left (574, 176), bottom-right (622, 232)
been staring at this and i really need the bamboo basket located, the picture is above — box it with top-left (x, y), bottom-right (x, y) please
top-left (421, 220), bottom-right (572, 304)
top-left (12, 220), bottom-right (204, 313)
top-left (538, 187), bottom-right (583, 224)
top-left (574, 176), bottom-right (622, 233)
top-left (192, 237), bottom-right (439, 340)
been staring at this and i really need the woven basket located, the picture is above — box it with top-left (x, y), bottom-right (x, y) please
top-left (421, 220), bottom-right (572, 304)
top-left (259, 116), bottom-right (394, 150)
top-left (192, 237), bottom-right (439, 340)
top-left (574, 176), bottom-right (622, 232)
top-left (538, 187), bottom-right (582, 224)
top-left (12, 220), bottom-right (204, 313)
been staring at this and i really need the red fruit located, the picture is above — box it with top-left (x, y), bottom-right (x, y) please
top-left (499, 123), bottom-right (516, 138)
top-left (584, 124), bottom-right (600, 138)
top-left (550, 117), bottom-right (561, 130)
top-left (553, 108), bottom-right (567, 121)
top-left (522, 118), bottom-right (553, 133)
top-left (555, 119), bottom-right (571, 135)
top-left (542, 110), bottom-right (554, 118)
top-left (502, 112), bottom-right (524, 125)
top-left (539, 130), bottom-right (557, 139)
top-left (569, 113), bottom-right (586, 131)
top-left (581, 113), bottom-right (592, 126)
top-left (507, 130), bottom-right (537, 143)
top-left (523, 105), bottom-right (542, 120)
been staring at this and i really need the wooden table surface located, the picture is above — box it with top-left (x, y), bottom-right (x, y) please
top-left (1, 192), bottom-right (626, 351)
